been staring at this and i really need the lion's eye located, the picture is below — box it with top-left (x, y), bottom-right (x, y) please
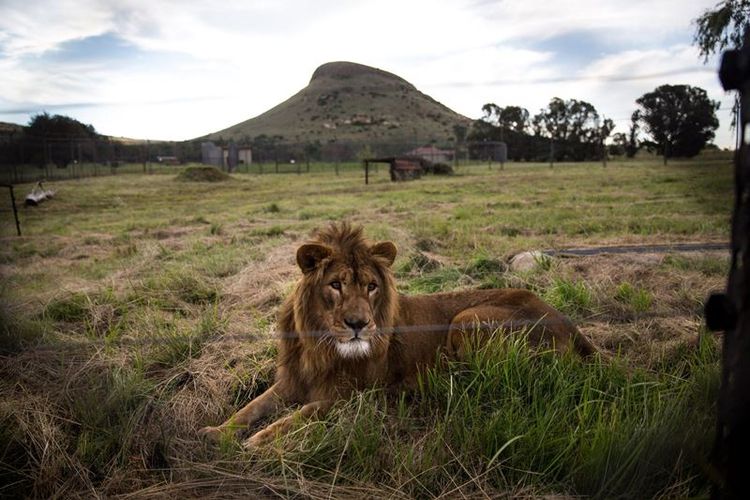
top-left (367, 283), bottom-right (378, 292)
top-left (330, 281), bottom-right (342, 290)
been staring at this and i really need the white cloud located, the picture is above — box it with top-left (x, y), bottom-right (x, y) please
top-left (0, 0), bottom-right (113, 55)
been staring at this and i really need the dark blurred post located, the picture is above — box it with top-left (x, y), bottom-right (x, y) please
top-left (706, 28), bottom-right (750, 500)
top-left (2, 185), bottom-right (21, 236)
top-left (549, 138), bottom-right (554, 168)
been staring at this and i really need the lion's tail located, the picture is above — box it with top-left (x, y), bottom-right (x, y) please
top-left (572, 329), bottom-right (599, 358)
top-left (559, 316), bottom-right (599, 358)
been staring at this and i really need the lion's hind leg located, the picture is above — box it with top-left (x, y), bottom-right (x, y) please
top-left (447, 303), bottom-right (599, 359)
top-left (446, 306), bottom-right (520, 360)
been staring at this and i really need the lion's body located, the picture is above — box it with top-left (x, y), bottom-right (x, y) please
top-left (199, 224), bottom-right (597, 447)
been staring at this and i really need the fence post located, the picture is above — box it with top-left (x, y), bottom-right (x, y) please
top-left (549, 138), bottom-right (555, 168)
top-left (2, 184), bottom-right (21, 236)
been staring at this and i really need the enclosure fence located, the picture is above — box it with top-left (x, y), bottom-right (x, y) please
top-left (1, 134), bottom-right (603, 184)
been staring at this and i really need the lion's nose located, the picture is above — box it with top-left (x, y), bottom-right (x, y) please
top-left (344, 318), bottom-right (370, 336)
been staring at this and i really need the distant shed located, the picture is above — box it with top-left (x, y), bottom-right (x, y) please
top-left (201, 141), bottom-right (252, 171)
top-left (363, 157), bottom-right (423, 184)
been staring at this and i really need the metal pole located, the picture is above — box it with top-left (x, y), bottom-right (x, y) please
top-left (3, 184), bottom-right (21, 236)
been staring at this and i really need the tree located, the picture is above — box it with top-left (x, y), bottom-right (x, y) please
top-left (27, 112), bottom-right (98, 138)
top-left (596, 117), bottom-right (615, 162)
top-left (498, 106), bottom-right (529, 133)
top-left (532, 98), bottom-right (603, 160)
top-left (480, 104), bottom-right (529, 132)
top-left (611, 133), bottom-right (628, 156)
top-left (626, 111), bottom-right (641, 158)
top-left (481, 103), bottom-right (502, 125)
top-left (635, 84), bottom-right (719, 162)
top-left (25, 113), bottom-right (99, 167)
top-left (693, 0), bottom-right (750, 61)
top-left (693, 0), bottom-right (749, 137)
top-left (532, 98), bottom-right (600, 142)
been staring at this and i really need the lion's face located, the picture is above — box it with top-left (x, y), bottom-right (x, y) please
top-left (294, 235), bottom-right (398, 360)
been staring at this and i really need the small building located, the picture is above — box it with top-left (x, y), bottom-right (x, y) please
top-left (201, 141), bottom-right (252, 169)
top-left (405, 145), bottom-right (454, 164)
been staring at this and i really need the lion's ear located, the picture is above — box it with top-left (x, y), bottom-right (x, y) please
top-left (370, 241), bottom-right (397, 267)
top-left (296, 243), bottom-right (332, 273)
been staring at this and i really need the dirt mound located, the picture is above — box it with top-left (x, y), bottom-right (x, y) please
top-left (176, 166), bottom-right (230, 182)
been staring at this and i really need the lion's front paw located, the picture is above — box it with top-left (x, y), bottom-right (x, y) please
top-left (243, 429), bottom-right (273, 449)
top-left (197, 425), bottom-right (224, 443)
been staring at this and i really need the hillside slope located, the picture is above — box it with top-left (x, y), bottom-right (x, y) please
top-left (203, 61), bottom-right (471, 144)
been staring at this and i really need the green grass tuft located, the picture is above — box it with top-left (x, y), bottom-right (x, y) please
top-left (44, 292), bottom-right (92, 322)
top-left (543, 278), bottom-right (594, 317)
top-left (400, 267), bottom-right (467, 294)
top-left (615, 282), bottom-right (653, 313)
top-left (0, 307), bottom-right (50, 353)
top-left (250, 225), bottom-right (286, 237)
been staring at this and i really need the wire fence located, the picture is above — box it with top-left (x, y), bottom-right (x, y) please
top-left (0, 136), bottom-right (519, 185)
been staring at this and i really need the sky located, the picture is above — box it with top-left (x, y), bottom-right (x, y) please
top-left (0, 0), bottom-right (737, 147)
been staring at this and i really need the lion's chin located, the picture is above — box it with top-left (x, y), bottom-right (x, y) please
top-left (334, 338), bottom-right (372, 359)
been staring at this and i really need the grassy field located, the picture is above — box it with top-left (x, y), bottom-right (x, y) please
top-left (0, 158), bottom-right (733, 498)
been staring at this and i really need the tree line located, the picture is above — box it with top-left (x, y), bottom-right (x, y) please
top-left (467, 83), bottom-right (720, 163)
top-left (0, 113), bottom-right (204, 168)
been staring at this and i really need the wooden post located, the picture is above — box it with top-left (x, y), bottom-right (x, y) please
top-left (2, 184), bottom-right (21, 236)
top-left (364, 160), bottom-right (369, 185)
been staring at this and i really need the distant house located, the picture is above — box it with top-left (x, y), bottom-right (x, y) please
top-left (405, 145), bottom-right (454, 164)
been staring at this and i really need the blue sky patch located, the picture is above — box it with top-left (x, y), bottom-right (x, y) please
top-left (530, 31), bottom-right (613, 67)
top-left (43, 32), bottom-right (137, 63)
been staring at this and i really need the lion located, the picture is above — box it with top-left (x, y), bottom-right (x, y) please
top-left (199, 223), bottom-right (598, 447)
